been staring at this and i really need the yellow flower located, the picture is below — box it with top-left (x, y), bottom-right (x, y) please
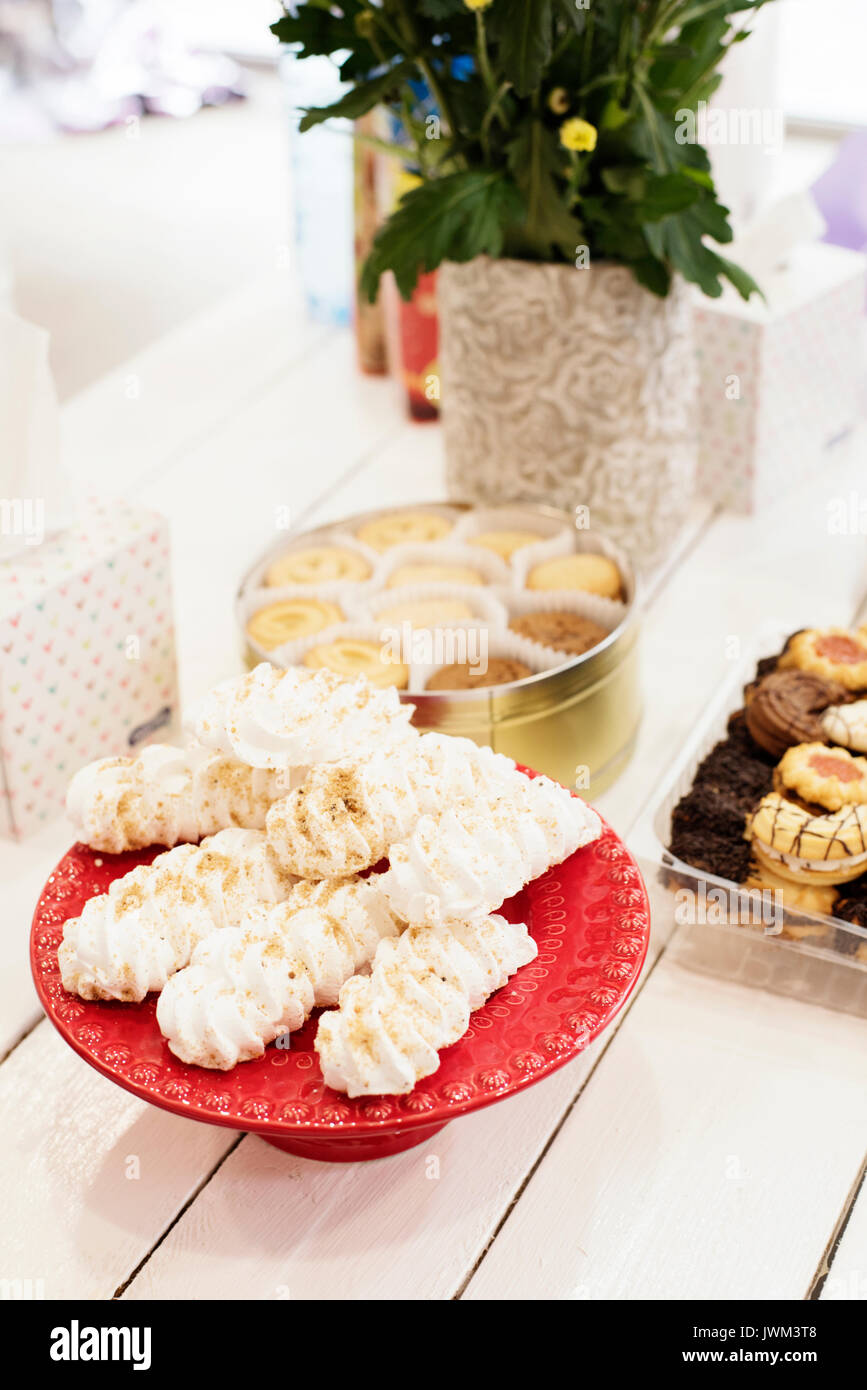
top-left (559, 117), bottom-right (598, 153)
top-left (464, 0), bottom-right (493, 10)
top-left (548, 87), bottom-right (570, 115)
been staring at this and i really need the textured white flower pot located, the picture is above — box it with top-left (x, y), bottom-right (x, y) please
top-left (438, 256), bottom-right (697, 564)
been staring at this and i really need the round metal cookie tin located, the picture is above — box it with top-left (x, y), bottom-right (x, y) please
top-left (237, 502), bottom-right (641, 796)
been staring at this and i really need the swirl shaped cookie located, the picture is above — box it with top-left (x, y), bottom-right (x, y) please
top-left (59, 828), bottom-right (297, 1002)
top-left (156, 877), bottom-right (401, 1069)
top-left (265, 545), bottom-right (371, 587)
top-left (188, 662), bottom-right (416, 770)
top-left (381, 774), bottom-right (601, 928)
top-left (743, 670), bottom-right (847, 760)
top-left (265, 733), bottom-right (521, 879)
top-left (315, 914), bottom-right (538, 1096)
top-left (748, 793), bottom-right (867, 885)
top-left (246, 598), bottom-right (344, 650)
top-left (356, 511), bottom-right (453, 551)
top-left (66, 744), bottom-right (293, 853)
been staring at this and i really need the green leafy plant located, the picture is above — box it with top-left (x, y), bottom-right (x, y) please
top-left (272, 0), bottom-right (775, 302)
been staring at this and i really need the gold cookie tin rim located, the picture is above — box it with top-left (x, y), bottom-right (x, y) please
top-left (236, 500), bottom-right (640, 705)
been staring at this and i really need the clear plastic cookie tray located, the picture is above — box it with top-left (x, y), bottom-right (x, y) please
top-left (630, 626), bottom-right (867, 1017)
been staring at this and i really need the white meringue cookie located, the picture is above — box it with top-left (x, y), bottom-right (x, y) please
top-left (265, 732), bottom-right (522, 879)
top-left (157, 877), bottom-right (401, 1069)
top-left (381, 774), bottom-right (601, 927)
top-left (66, 743), bottom-right (296, 853)
top-left (59, 828), bottom-right (297, 1002)
top-left (315, 914), bottom-right (538, 1096)
top-left (186, 662), bottom-right (416, 771)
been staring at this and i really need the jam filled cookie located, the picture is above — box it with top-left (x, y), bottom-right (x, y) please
top-left (510, 611), bottom-right (609, 657)
top-left (303, 638), bottom-right (409, 690)
top-left (775, 742), bottom-right (867, 813)
top-left (265, 546), bottom-right (371, 587)
top-left (526, 553), bottom-right (622, 599)
top-left (425, 658), bottom-right (533, 691)
top-left (375, 597), bottom-right (475, 628)
top-left (386, 563), bottom-right (484, 589)
top-left (748, 792), bottom-right (867, 885)
top-left (822, 699), bottom-right (867, 753)
top-left (356, 512), bottom-right (453, 552)
top-left (246, 598), bottom-right (344, 651)
top-left (743, 669), bottom-right (847, 760)
top-left (778, 627), bottom-right (867, 692)
top-left (469, 530), bottom-right (542, 561)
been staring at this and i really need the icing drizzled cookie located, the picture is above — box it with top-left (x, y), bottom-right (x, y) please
top-left (748, 792), bottom-right (867, 885)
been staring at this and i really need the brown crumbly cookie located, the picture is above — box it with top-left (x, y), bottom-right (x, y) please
top-left (510, 611), bottom-right (609, 657)
top-left (426, 658), bottom-right (533, 691)
top-left (776, 742), bottom-right (867, 813)
top-left (778, 627), bottom-right (867, 691)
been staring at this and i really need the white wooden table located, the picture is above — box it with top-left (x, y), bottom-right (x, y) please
top-left (3, 271), bottom-right (867, 1301)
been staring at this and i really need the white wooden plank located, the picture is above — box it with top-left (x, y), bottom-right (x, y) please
top-left (0, 818), bottom-right (71, 1057)
top-left (818, 1170), bottom-right (867, 1299)
top-left (463, 962), bottom-right (867, 1300)
top-left (0, 1024), bottom-right (235, 1299)
top-left (120, 1051), bottom-right (599, 1303)
top-left (60, 273), bottom-right (330, 498)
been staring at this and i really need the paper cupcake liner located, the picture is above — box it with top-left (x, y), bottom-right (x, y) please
top-left (343, 504), bottom-right (462, 553)
top-left (374, 541), bottom-right (511, 592)
top-left (502, 589), bottom-right (627, 669)
top-left (453, 505), bottom-right (574, 577)
top-left (249, 532), bottom-right (379, 592)
top-left (410, 629), bottom-right (557, 694)
top-left (360, 581), bottom-right (508, 632)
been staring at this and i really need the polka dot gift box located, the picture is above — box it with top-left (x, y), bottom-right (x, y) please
top-left (693, 241), bottom-right (866, 514)
top-left (0, 498), bottom-right (179, 838)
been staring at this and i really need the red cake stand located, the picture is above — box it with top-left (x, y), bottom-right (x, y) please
top-left (31, 783), bottom-right (649, 1163)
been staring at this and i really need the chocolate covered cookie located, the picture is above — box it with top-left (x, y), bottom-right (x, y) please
top-left (744, 669), bottom-right (848, 759)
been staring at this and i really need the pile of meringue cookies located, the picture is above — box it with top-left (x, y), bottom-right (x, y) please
top-left (59, 663), bottom-right (601, 1096)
